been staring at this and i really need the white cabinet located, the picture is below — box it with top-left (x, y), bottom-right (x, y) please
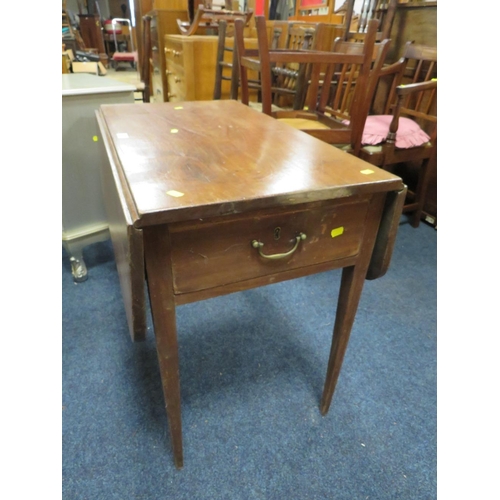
top-left (62, 74), bottom-right (135, 281)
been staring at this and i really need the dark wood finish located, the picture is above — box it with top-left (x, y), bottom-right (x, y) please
top-left (78, 14), bottom-right (109, 67)
top-left (366, 186), bottom-right (407, 280)
top-left (270, 23), bottom-right (318, 109)
top-left (134, 0), bottom-right (154, 73)
top-left (360, 43), bottom-right (437, 227)
top-left (213, 20), bottom-right (239, 99)
top-left (320, 191), bottom-right (386, 414)
top-left (213, 20), bottom-right (318, 105)
top-left (143, 225), bottom-right (183, 469)
top-left (96, 100), bottom-right (405, 468)
top-left (213, 20), bottom-right (261, 101)
top-left (169, 198), bottom-right (370, 294)
top-left (139, 14), bottom-right (152, 102)
top-left (235, 17), bottom-right (390, 156)
top-left (177, 4), bottom-right (253, 36)
top-left (387, 1), bottom-right (436, 64)
top-left (342, 0), bottom-right (397, 42)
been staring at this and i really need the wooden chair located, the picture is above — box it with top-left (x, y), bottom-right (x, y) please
top-left (177, 1), bottom-right (253, 37)
top-left (233, 17), bottom-right (322, 112)
top-left (213, 20), bottom-right (259, 100)
top-left (358, 42), bottom-right (437, 227)
top-left (269, 22), bottom-right (318, 109)
top-left (136, 14), bottom-right (152, 103)
top-left (235, 16), bottom-right (389, 156)
top-left (341, 0), bottom-right (397, 41)
top-left (214, 19), bottom-right (312, 106)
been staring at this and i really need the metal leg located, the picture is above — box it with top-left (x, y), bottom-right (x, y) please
top-left (62, 225), bottom-right (109, 283)
top-left (69, 255), bottom-right (88, 283)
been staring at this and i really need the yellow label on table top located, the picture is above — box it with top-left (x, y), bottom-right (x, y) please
top-left (331, 227), bottom-right (344, 238)
top-left (166, 190), bottom-right (184, 198)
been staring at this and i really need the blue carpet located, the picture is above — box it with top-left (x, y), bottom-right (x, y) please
top-left (62, 216), bottom-right (436, 499)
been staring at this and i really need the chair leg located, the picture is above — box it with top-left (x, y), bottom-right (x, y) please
top-left (411, 147), bottom-right (436, 228)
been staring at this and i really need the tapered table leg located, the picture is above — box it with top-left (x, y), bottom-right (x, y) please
top-left (143, 226), bottom-right (183, 469)
top-left (320, 193), bottom-right (388, 415)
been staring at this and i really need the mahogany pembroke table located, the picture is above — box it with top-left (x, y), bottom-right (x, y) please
top-left (95, 100), bottom-right (406, 469)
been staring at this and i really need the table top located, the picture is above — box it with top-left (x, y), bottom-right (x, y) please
top-left (98, 100), bottom-right (403, 228)
top-left (62, 74), bottom-right (136, 96)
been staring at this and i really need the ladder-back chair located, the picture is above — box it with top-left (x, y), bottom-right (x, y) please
top-left (270, 22), bottom-right (318, 109)
top-left (235, 17), bottom-right (389, 156)
top-left (358, 42), bottom-right (437, 227)
top-left (137, 14), bottom-right (152, 102)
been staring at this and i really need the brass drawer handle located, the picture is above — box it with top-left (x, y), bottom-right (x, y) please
top-left (165, 48), bottom-right (181, 57)
top-left (251, 233), bottom-right (306, 260)
top-left (167, 93), bottom-right (176, 98)
top-left (174, 77), bottom-right (182, 83)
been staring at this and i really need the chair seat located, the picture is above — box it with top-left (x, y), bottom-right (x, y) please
top-left (277, 117), bottom-right (332, 130)
top-left (112, 51), bottom-right (138, 62)
top-left (361, 115), bottom-right (431, 148)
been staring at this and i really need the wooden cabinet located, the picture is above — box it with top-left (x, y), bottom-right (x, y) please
top-left (149, 8), bottom-right (189, 102)
top-left (387, 1), bottom-right (437, 62)
top-left (164, 34), bottom-right (259, 102)
top-left (164, 35), bottom-right (219, 102)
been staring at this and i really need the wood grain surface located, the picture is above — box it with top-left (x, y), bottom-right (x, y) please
top-left (99, 100), bottom-right (403, 227)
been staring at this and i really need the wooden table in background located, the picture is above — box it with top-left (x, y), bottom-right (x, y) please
top-left (96, 100), bottom-right (406, 468)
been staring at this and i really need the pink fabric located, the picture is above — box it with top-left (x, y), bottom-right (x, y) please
top-left (344, 115), bottom-right (431, 149)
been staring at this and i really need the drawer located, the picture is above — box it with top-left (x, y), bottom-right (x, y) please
top-left (165, 61), bottom-right (186, 100)
top-left (166, 72), bottom-right (186, 102)
top-left (169, 200), bottom-right (370, 294)
top-left (164, 43), bottom-right (184, 67)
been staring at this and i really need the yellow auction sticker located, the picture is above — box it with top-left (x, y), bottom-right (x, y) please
top-left (166, 190), bottom-right (184, 198)
top-left (331, 227), bottom-right (344, 238)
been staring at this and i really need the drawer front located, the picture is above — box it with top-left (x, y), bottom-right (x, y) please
top-left (170, 200), bottom-right (370, 294)
top-left (164, 42), bottom-right (184, 68)
top-left (151, 47), bottom-right (165, 102)
top-left (166, 67), bottom-right (186, 101)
